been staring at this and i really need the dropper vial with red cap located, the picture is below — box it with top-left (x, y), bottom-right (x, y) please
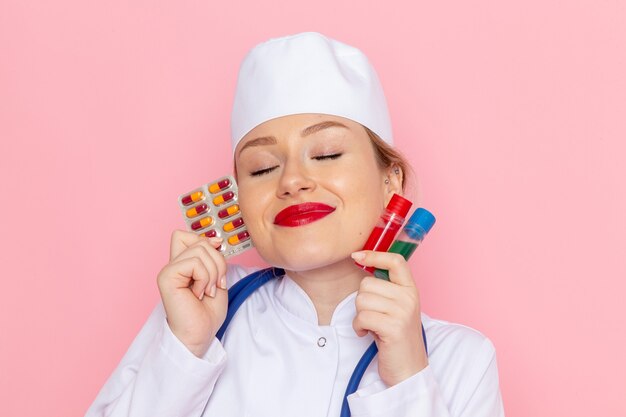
top-left (355, 193), bottom-right (413, 273)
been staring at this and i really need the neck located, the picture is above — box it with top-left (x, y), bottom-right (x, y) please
top-left (285, 258), bottom-right (365, 326)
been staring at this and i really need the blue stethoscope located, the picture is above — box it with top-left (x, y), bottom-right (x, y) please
top-left (215, 267), bottom-right (428, 417)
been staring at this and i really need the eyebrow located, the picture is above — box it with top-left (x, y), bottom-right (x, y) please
top-left (301, 120), bottom-right (349, 137)
top-left (237, 121), bottom-right (349, 156)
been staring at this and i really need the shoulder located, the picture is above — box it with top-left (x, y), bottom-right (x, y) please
top-left (421, 312), bottom-right (497, 362)
top-left (418, 313), bottom-right (504, 415)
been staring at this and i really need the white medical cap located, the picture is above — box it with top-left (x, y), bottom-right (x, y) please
top-left (230, 32), bottom-right (394, 153)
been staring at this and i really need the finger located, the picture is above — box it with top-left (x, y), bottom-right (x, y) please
top-left (170, 229), bottom-right (203, 261)
top-left (165, 257), bottom-right (210, 300)
top-left (354, 291), bottom-right (399, 316)
top-left (200, 241), bottom-right (228, 290)
top-left (170, 229), bottom-right (223, 258)
top-left (177, 238), bottom-right (228, 290)
top-left (352, 310), bottom-right (390, 338)
top-left (358, 276), bottom-right (404, 300)
top-left (172, 245), bottom-right (219, 298)
top-left (187, 238), bottom-right (227, 289)
top-left (172, 237), bottom-right (223, 263)
top-left (359, 276), bottom-right (421, 318)
top-left (201, 275), bottom-right (228, 307)
top-left (351, 251), bottom-right (415, 287)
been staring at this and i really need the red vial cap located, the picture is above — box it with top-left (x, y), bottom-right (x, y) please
top-left (386, 194), bottom-right (412, 218)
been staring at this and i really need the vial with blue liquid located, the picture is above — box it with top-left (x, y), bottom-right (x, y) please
top-left (374, 208), bottom-right (436, 281)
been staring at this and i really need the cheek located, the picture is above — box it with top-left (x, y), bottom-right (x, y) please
top-left (338, 172), bottom-right (386, 229)
top-left (237, 182), bottom-right (270, 232)
top-left (338, 151), bottom-right (385, 193)
top-left (335, 163), bottom-right (385, 205)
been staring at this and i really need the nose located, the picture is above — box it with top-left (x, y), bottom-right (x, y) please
top-left (276, 159), bottom-right (316, 198)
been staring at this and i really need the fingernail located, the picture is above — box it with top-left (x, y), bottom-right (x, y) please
top-left (210, 284), bottom-right (217, 298)
top-left (351, 252), bottom-right (365, 261)
top-left (199, 292), bottom-right (204, 301)
top-left (220, 275), bottom-right (227, 290)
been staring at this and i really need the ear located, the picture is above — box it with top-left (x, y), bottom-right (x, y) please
top-left (382, 164), bottom-right (404, 206)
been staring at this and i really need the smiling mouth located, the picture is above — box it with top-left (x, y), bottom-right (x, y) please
top-left (273, 202), bottom-right (336, 227)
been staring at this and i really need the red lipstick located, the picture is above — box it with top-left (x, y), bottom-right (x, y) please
top-left (273, 203), bottom-right (336, 227)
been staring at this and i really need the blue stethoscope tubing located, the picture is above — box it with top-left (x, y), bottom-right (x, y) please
top-left (215, 267), bottom-right (428, 417)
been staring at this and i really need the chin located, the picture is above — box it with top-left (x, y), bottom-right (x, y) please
top-left (257, 244), bottom-right (347, 272)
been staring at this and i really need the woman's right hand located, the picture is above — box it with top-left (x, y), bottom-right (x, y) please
top-left (157, 230), bottom-right (229, 357)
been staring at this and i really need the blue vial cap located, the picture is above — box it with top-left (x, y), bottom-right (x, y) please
top-left (404, 208), bottom-right (436, 240)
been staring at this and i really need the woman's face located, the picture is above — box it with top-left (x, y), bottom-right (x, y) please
top-left (234, 113), bottom-right (399, 271)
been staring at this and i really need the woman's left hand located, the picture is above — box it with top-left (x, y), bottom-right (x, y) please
top-left (350, 250), bottom-right (429, 387)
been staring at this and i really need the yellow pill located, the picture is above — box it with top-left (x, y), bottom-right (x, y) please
top-left (223, 217), bottom-right (244, 232)
top-left (228, 231), bottom-right (250, 245)
top-left (186, 203), bottom-right (208, 218)
top-left (213, 191), bottom-right (235, 206)
top-left (191, 216), bottom-right (213, 231)
top-left (181, 191), bottom-right (204, 206)
top-left (218, 204), bottom-right (240, 219)
top-left (209, 178), bottom-right (231, 194)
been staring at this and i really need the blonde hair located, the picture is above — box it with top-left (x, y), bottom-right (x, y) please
top-left (362, 125), bottom-right (413, 192)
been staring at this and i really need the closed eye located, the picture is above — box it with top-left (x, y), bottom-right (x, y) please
top-left (313, 153), bottom-right (342, 161)
top-left (250, 166), bottom-right (278, 177)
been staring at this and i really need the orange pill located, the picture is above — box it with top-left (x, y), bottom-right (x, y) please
top-left (201, 229), bottom-right (217, 238)
top-left (181, 191), bottom-right (204, 206)
top-left (228, 231), bottom-right (250, 245)
top-left (209, 178), bottom-right (231, 194)
top-left (186, 203), bottom-right (208, 218)
top-left (191, 216), bottom-right (213, 231)
top-left (218, 204), bottom-right (240, 219)
top-left (213, 191), bottom-right (235, 206)
top-left (223, 217), bottom-right (244, 232)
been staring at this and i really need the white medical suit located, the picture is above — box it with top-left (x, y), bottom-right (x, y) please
top-left (86, 264), bottom-right (505, 417)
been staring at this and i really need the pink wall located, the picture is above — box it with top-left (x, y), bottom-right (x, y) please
top-left (1, 1), bottom-right (624, 416)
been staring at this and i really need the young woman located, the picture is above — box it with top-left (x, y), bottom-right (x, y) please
top-left (86, 32), bottom-right (505, 417)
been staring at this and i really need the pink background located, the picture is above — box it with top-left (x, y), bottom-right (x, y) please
top-left (1, 1), bottom-right (625, 416)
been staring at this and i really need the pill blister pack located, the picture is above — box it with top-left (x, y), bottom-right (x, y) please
top-left (178, 175), bottom-right (254, 258)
